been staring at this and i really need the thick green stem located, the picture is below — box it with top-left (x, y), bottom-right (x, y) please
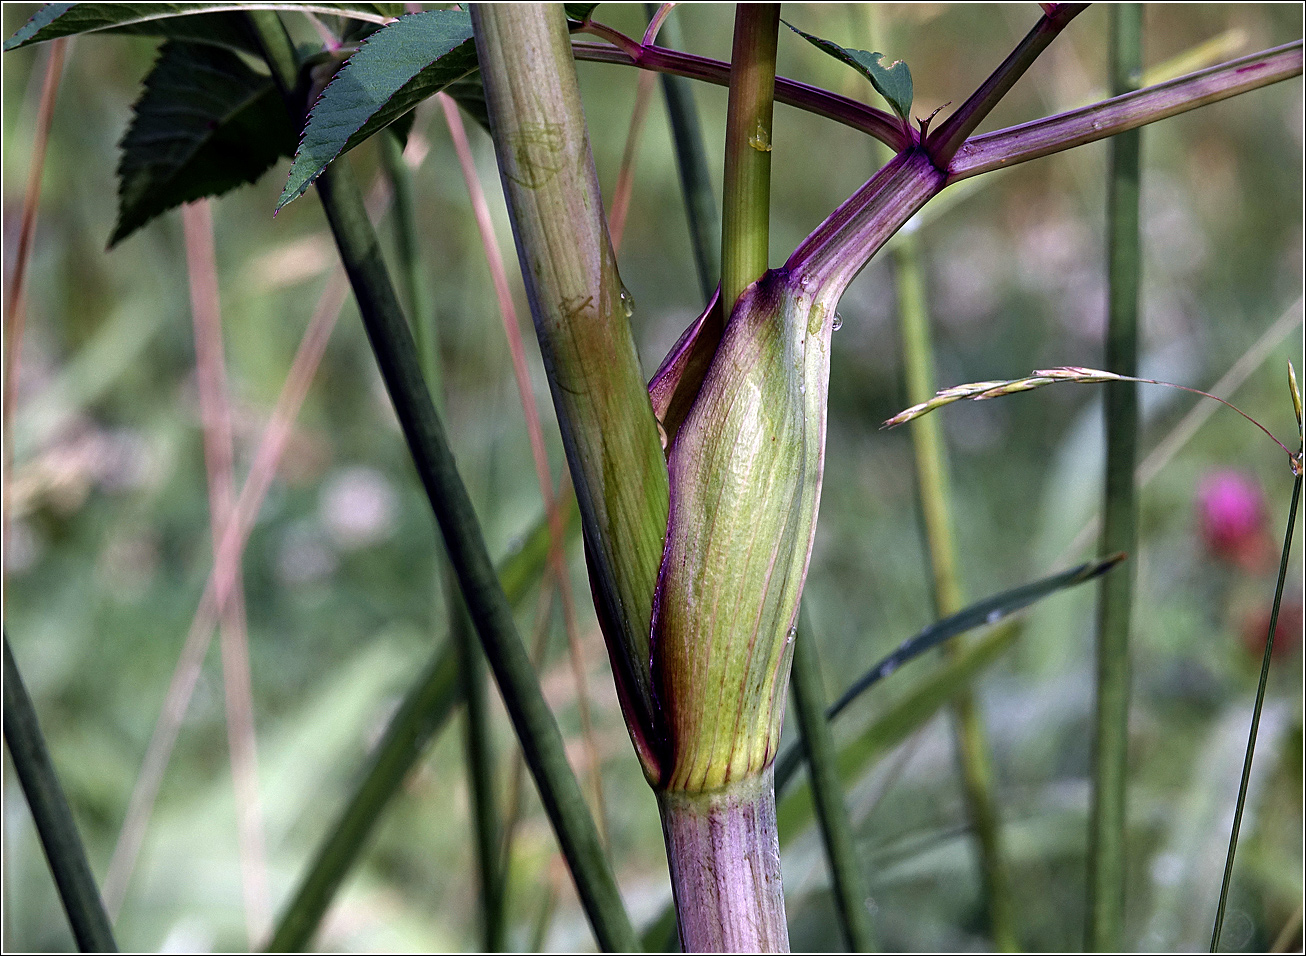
top-left (720, 4), bottom-right (779, 314)
top-left (659, 769), bottom-right (789, 952)
top-left (1087, 6), bottom-right (1143, 951)
top-left (790, 608), bottom-right (876, 952)
top-left (4, 634), bottom-right (118, 953)
top-left (472, 4), bottom-right (669, 777)
top-left (646, 3), bottom-right (721, 304)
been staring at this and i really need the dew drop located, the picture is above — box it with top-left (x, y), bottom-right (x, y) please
top-left (832, 313), bottom-right (843, 332)
top-left (786, 626), bottom-right (797, 645)
top-left (618, 287), bottom-right (635, 319)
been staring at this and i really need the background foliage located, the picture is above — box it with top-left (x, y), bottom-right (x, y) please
top-left (3, 3), bottom-right (1302, 951)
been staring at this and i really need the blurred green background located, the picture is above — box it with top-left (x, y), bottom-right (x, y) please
top-left (3, 3), bottom-right (1301, 951)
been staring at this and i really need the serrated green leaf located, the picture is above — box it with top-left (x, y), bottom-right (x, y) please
top-left (110, 40), bottom-right (297, 246)
top-left (4, 3), bottom-right (395, 52)
top-left (276, 10), bottom-right (476, 210)
top-left (783, 19), bottom-right (913, 123)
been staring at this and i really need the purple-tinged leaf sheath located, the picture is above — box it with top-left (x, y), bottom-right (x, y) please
top-left (648, 286), bottom-right (723, 453)
top-left (652, 270), bottom-right (835, 793)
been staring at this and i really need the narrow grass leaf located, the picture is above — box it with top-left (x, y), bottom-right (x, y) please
top-left (277, 10), bottom-right (476, 211)
top-left (268, 496), bottom-right (580, 952)
top-left (827, 554), bottom-right (1124, 722)
top-left (111, 41), bottom-right (297, 246)
top-left (783, 19), bottom-right (912, 123)
top-left (776, 622), bottom-right (1021, 838)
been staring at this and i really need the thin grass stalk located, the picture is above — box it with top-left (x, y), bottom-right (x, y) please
top-left (850, 3), bottom-right (1017, 943)
top-left (436, 91), bottom-right (607, 841)
top-left (609, 67), bottom-right (658, 252)
top-left (103, 176), bottom-right (385, 918)
top-left (789, 607), bottom-right (876, 952)
top-left (1211, 471), bottom-right (1302, 951)
top-left (380, 128), bottom-right (506, 951)
top-left (309, 153), bottom-right (635, 950)
top-left (1087, 7), bottom-right (1143, 950)
top-left (3, 635), bottom-right (118, 953)
top-left (450, 593), bottom-right (505, 951)
top-left (3, 36), bottom-right (64, 581)
top-left (645, 3), bottom-right (720, 303)
top-left (266, 502), bottom-right (573, 952)
top-left (180, 199), bottom-right (270, 944)
top-left (893, 220), bottom-right (1016, 952)
top-left (719, 4), bottom-right (779, 315)
top-left (1057, 299), bottom-right (1303, 564)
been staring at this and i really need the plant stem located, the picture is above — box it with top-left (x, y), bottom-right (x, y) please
top-left (311, 154), bottom-right (635, 952)
top-left (472, 4), bottom-right (670, 779)
top-left (382, 128), bottom-right (506, 951)
top-left (644, 3), bottom-right (720, 303)
top-left (948, 41), bottom-right (1302, 181)
top-left (1211, 471), bottom-right (1302, 952)
top-left (720, 4), bottom-right (779, 314)
top-left (1087, 7), bottom-right (1143, 951)
top-left (894, 222), bottom-right (1016, 951)
top-left (659, 769), bottom-right (789, 952)
top-left (570, 40), bottom-right (908, 151)
top-left (451, 592), bottom-right (506, 951)
top-left (789, 607), bottom-right (876, 952)
top-left (4, 634), bottom-right (118, 953)
top-left (925, 4), bottom-right (1086, 165)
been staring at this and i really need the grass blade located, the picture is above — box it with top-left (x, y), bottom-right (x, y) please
top-left (1086, 8), bottom-right (1142, 949)
top-left (267, 501), bottom-right (575, 952)
top-left (789, 606), bottom-right (877, 951)
top-left (1211, 472), bottom-right (1302, 951)
top-left (3, 634), bottom-right (118, 952)
top-left (825, 555), bottom-right (1123, 726)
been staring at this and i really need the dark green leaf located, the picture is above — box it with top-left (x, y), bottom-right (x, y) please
top-left (783, 19), bottom-right (913, 123)
top-left (111, 40), bottom-right (297, 246)
top-left (3, 3), bottom-right (395, 52)
top-left (277, 10), bottom-right (476, 211)
top-left (564, 3), bottom-right (600, 24)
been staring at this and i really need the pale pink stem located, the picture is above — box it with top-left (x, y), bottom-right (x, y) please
top-left (438, 92), bottom-right (607, 836)
top-left (181, 199), bottom-right (270, 944)
top-left (608, 67), bottom-right (658, 253)
top-left (103, 173), bottom-right (400, 916)
top-left (4, 38), bottom-right (65, 576)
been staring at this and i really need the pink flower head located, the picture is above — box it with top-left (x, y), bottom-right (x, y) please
top-left (1197, 470), bottom-right (1270, 569)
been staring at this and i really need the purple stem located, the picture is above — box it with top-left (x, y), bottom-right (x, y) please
top-left (786, 147), bottom-right (945, 296)
top-left (949, 40), bottom-right (1304, 181)
top-left (571, 40), bottom-right (912, 151)
top-left (925, 3), bottom-right (1087, 165)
